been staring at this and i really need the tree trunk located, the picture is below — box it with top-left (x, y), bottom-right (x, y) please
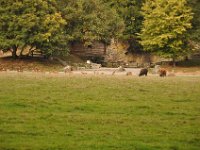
top-left (172, 56), bottom-right (176, 67)
top-left (19, 45), bottom-right (26, 58)
top-left (12, 45), bottom-right (18, 59)
top-left (184, 56), bottom-right (189, 61)
top-left (19, 49), bottom-right (24, 58)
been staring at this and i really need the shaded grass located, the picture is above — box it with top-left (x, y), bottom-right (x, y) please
top-left (0, 57), bottom-right (62, 72)
top-left (177, 59), bottom-right (200, 67)
top-left (0, 74), bottom-right (200, 150)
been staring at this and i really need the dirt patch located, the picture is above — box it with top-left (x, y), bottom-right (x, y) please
top-left (1, 56), bottom-right (200, 77)
top-left (0, 57), bottom-right (62, 72)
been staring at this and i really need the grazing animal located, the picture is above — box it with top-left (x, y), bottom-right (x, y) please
top-left (34, 68), bottom-right (40, 72)
top-left (94, 71), bottom-right (99, 75)
top-left (153, 65), bottom-right (160, 74)
top-left (159, 68), bottom-right (167, 77)
top-left (0, 67), bottom-right (4, 71)
top-left (126, 72), bottom-right (132, 76)
top-left (64, 65), bottom-right (73, 73)
top-left (139, 68), bottom-right (148, 76)
top-left (17, 66), bottom-right (23, 72)
top-left (117, 66), bottom-right (125, 72)
top-left (81, 71), bottom-right (87, 75)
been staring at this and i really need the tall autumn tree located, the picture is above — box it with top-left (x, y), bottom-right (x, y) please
top-left (140, 0), bottom-right (193, 65)
top-left (0, 0), bottom-right (67, 58)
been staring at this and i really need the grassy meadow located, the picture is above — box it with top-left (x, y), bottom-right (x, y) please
top-left (0, 73), bottom-right (200, 150)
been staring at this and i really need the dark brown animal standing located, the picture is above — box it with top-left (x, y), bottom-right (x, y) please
top-left (139, 68), bottom-right (148, 77)
top-left (159, 69), bottom-right (167, 77)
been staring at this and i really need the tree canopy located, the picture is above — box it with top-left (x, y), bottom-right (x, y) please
top-left (188, 0), bottom-right (200, 42)
top-left (0, 0), bottom-right (199, 60)
top-left (139, 0), bottom-right (193, 63)
top-left (0, 0), bottom-right (123, 58)
top-left (57, 0), bottom-right (124, 46)
top-left (0, 0), bottom-right (67, 58)
top-left (102, 0), bottom-right (144, 52)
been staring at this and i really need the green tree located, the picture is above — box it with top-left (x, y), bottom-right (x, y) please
top-left (188, 0), bottom-right (200, 51)
top-left (102, 0), bottom-right (144, 52)
top-left (57, 0), bottom-right (124, 46)
top-left (140, 0), bottom-right (193, 65)
top-left (0, 0), bottom-right (67, 58)
top-left (188, 0), bottom-right (200, 41)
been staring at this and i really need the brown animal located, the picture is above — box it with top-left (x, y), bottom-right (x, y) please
top-left (34, 68), bottom-right (40, 72)
top-left (81, 71), bottom-right (87, 75)
top-left (159, 68), bottom-right (167, 77)
top-left (126, 72), bottom-right (132, 76)
top-left (139, 68), bottom-right (148, 76)
top-left (17, 66), bottom-right (23, 72)
top-left (0, 67), bottom-right (4, 71)
top-left (94, 71), bottom-right (99, 75)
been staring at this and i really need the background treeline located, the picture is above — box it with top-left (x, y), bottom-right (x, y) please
top-left (0, 0), bottom-right (199, 62)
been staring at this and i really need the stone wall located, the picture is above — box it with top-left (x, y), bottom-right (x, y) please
top-left (70, 41), bottom-right (106, 57)
top-left (105, 40), bottom-right (171, 64)
top-left (70, 40), bottom-right (171, 64)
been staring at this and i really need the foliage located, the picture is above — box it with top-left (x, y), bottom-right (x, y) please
top-left (103, 0), bottom-right (144, 52)
top-left (139, 0), bottom-right (193, 61)
top-left (188, 0), bottom-right (200, 42)
top-left (188, 0), bottom-right (200, 51)
top-left (103, 0), bottom-right (143, 39)
top-left (0, 0), bottom-right (67, 58)
top-left (57, 0), bottom-right (124, 46)
top-left (0, 0), bottom-right (199, 59)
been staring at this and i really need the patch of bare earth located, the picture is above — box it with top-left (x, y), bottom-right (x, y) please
top-left (0, 57), bottom-right (62, 72)
top-left (1, 55), bottom-right (200, 77)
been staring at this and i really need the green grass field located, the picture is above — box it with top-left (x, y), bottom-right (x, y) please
top-left (0, 73), bottom-right (200, 150)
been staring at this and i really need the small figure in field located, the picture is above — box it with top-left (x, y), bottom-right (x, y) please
top-left (117, 66), bottom-right (125, 72)
top-left (139, 68), bottom-right (148, 77)
top-left (34, 67), bottom-right (40, 72)
top-left (17, 66), bottom-right (23, 72)
top-left (0, 67), bottom-right (4, 71)
top-left (126, 72), bottom-right (132, 76)
top-left (153, 65), bottom-right (160, 74)
top-left (64, 65), bottom-right (73, 73)
top-left (81, 71), bottom-right (87, 75)
top-left (159, 68), bottom-right (167, 77)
